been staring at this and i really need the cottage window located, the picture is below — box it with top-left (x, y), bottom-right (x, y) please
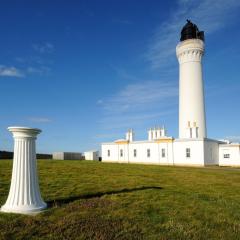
top-left (134, 149), bottom-right (137, 157)
top-left (162, 148), bottom-right (166, 158)
top-left (147, 149), bottom-right (151, 157)
top-left (120, 149), bottom-right (123, 157)
top-left (186, 148), bottom-right (191, 158)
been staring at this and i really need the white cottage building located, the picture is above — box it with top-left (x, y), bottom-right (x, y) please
top-left (101, 20), bottom-right (240, 167)
top-left (84, 150), bottom-right (99, 161)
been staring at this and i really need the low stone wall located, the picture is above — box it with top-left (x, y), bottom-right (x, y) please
top-left (0, 151), bottom-right (52, 159)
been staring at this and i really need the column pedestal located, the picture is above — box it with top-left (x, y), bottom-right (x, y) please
top-left (1, 127), bottom-right (46, 214)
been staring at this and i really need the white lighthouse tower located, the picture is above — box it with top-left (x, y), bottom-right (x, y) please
top-left (176, 20), bottom-right (206, 139)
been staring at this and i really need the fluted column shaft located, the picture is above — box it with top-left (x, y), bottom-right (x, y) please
top-left (1, 127), bottom-right (46, 214)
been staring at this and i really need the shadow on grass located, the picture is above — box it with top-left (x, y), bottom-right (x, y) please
top-left (47, 186), bottom-right (162, 208)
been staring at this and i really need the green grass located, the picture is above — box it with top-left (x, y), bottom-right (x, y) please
top-left (0, 160), bottom-right (240, 240)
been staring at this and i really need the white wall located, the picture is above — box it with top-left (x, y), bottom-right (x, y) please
top-left (102, 144), bottom-right (119, 162)
top-left (103, 140), bottom-right (206, 166)
top-left (102, 141), bottom-right (174, 164)
top-left (102, 140), bottom-right (240, 166)
top-left (173, 139), bottom-right (204, 165)
top-left (219, 145), bottom-right (240, 166)
top-left (128, 142), bottom-right (158, 164)
top-left (204, 140), bottom-right (219, 165)
top-left (53, 152), bottom-right (64, 160)
top-left (84, 151), bottom-right (99, 161)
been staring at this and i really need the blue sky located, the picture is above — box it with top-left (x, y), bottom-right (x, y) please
top-left (0, 0), bottom-right (240, 153)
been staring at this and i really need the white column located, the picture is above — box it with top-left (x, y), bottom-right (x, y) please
top-left (1, 127), bottom-right (46, 214)
top-left (161, 127), bottom-right (166, 137)
top-left (155, 128), bottom-right (158, 140)
top-left (125, 130), bottom-right (129, 141)
top-left (156, 127), bottom-right (161, 139)
top-left (176, 39), bottom-right (207, 139)
top-left (148, 128), bottom-right (153, 141)
top-left (129, 129), bottom-right (134, 142)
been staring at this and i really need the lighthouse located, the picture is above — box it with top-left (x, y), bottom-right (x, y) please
top-left (101, 20), bottom-right (240, 166)
top-left (176, 20), bottom-right (206, 139)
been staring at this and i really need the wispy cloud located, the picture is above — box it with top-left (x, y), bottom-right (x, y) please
top-left (27, 66), bottom-right (51, 75)
top-left (99, 111), bottom-right (175, 131)
top-left (0, 64), bottom-right (51, 78)
top-left (146, 0), bottom-right (240, 69)
top-left (28, 117), bottom-right (52, 123)
top-left (32, 42), bottom-right (54, 54)
top-left (102, 81), bottom-right (177, 113)
top-left (16, 56), bottom-right (53, 65)
top-left (13, 42), bottom-right (55, 77)
top-left (98, 81), bottom-right (178, 131)
top-left (225, 136), bottom-right (240, 142)
top-left (0, 65), bottom-right (24, 77)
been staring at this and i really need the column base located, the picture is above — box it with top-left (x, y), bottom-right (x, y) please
top-left (1, 202), bottom-right (47, 215)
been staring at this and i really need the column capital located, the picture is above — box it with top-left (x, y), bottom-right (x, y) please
top-left (8, 126), bottom-right (41, 139)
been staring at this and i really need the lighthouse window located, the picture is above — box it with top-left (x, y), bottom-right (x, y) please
top-left (186, 148), bottom-right (191, 158)
top-left (162, 148), bottom-right (166, 158)
top-left (134, 149), bottom-right (137, 157)
top-left (196, 128), bottom-right (199, 138)
top-left (120, 149), bottom-right (123, 157)
top-left (190, 128), bottom-right (192, 138)
top-left (223, 154), bottom-right (230, 159)
top-left (147, 149), bottom-right (151, 157)
top-left (107, 150), bottom-right (110, 157)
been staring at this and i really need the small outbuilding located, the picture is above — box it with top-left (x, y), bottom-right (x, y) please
top-left (84, 150), bottom-right (99, 161)
top-left (53, 152), bottom-right (83, 160)
top-left (219, 143), bottom-right (240, 166)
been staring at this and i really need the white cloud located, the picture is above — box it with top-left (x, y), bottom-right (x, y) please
top-left (32, 42), bottom-right (54, 54)
top-left (16, 56), bottom-right (54, 66)
top-left (14, 44), bottom-right (54, 77)
top-left (102, 81), bottom-right (177, 113)
top-left (0, 65), bottom-right (51, 78)
top-left (99, 111), bottom-right (175, 131)
top-left (146, 0), bottom-right (240, 69)
top-left (27, 66), bottom-right (51, 75)
top-left (225, 136), bottom-right (240, 142)
top-left (99, 81), bottom-right (178, 131)
top-left (29, 117), bottom-right (52, 123)
top-left (0, 65), bottom-right (24, 77)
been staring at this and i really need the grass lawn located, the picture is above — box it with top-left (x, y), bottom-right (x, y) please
top-left (0, 160), bottom-right (240, 240)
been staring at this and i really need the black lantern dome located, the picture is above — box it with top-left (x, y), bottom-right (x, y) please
top-left (180, 19), bottom-right (204, 42)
